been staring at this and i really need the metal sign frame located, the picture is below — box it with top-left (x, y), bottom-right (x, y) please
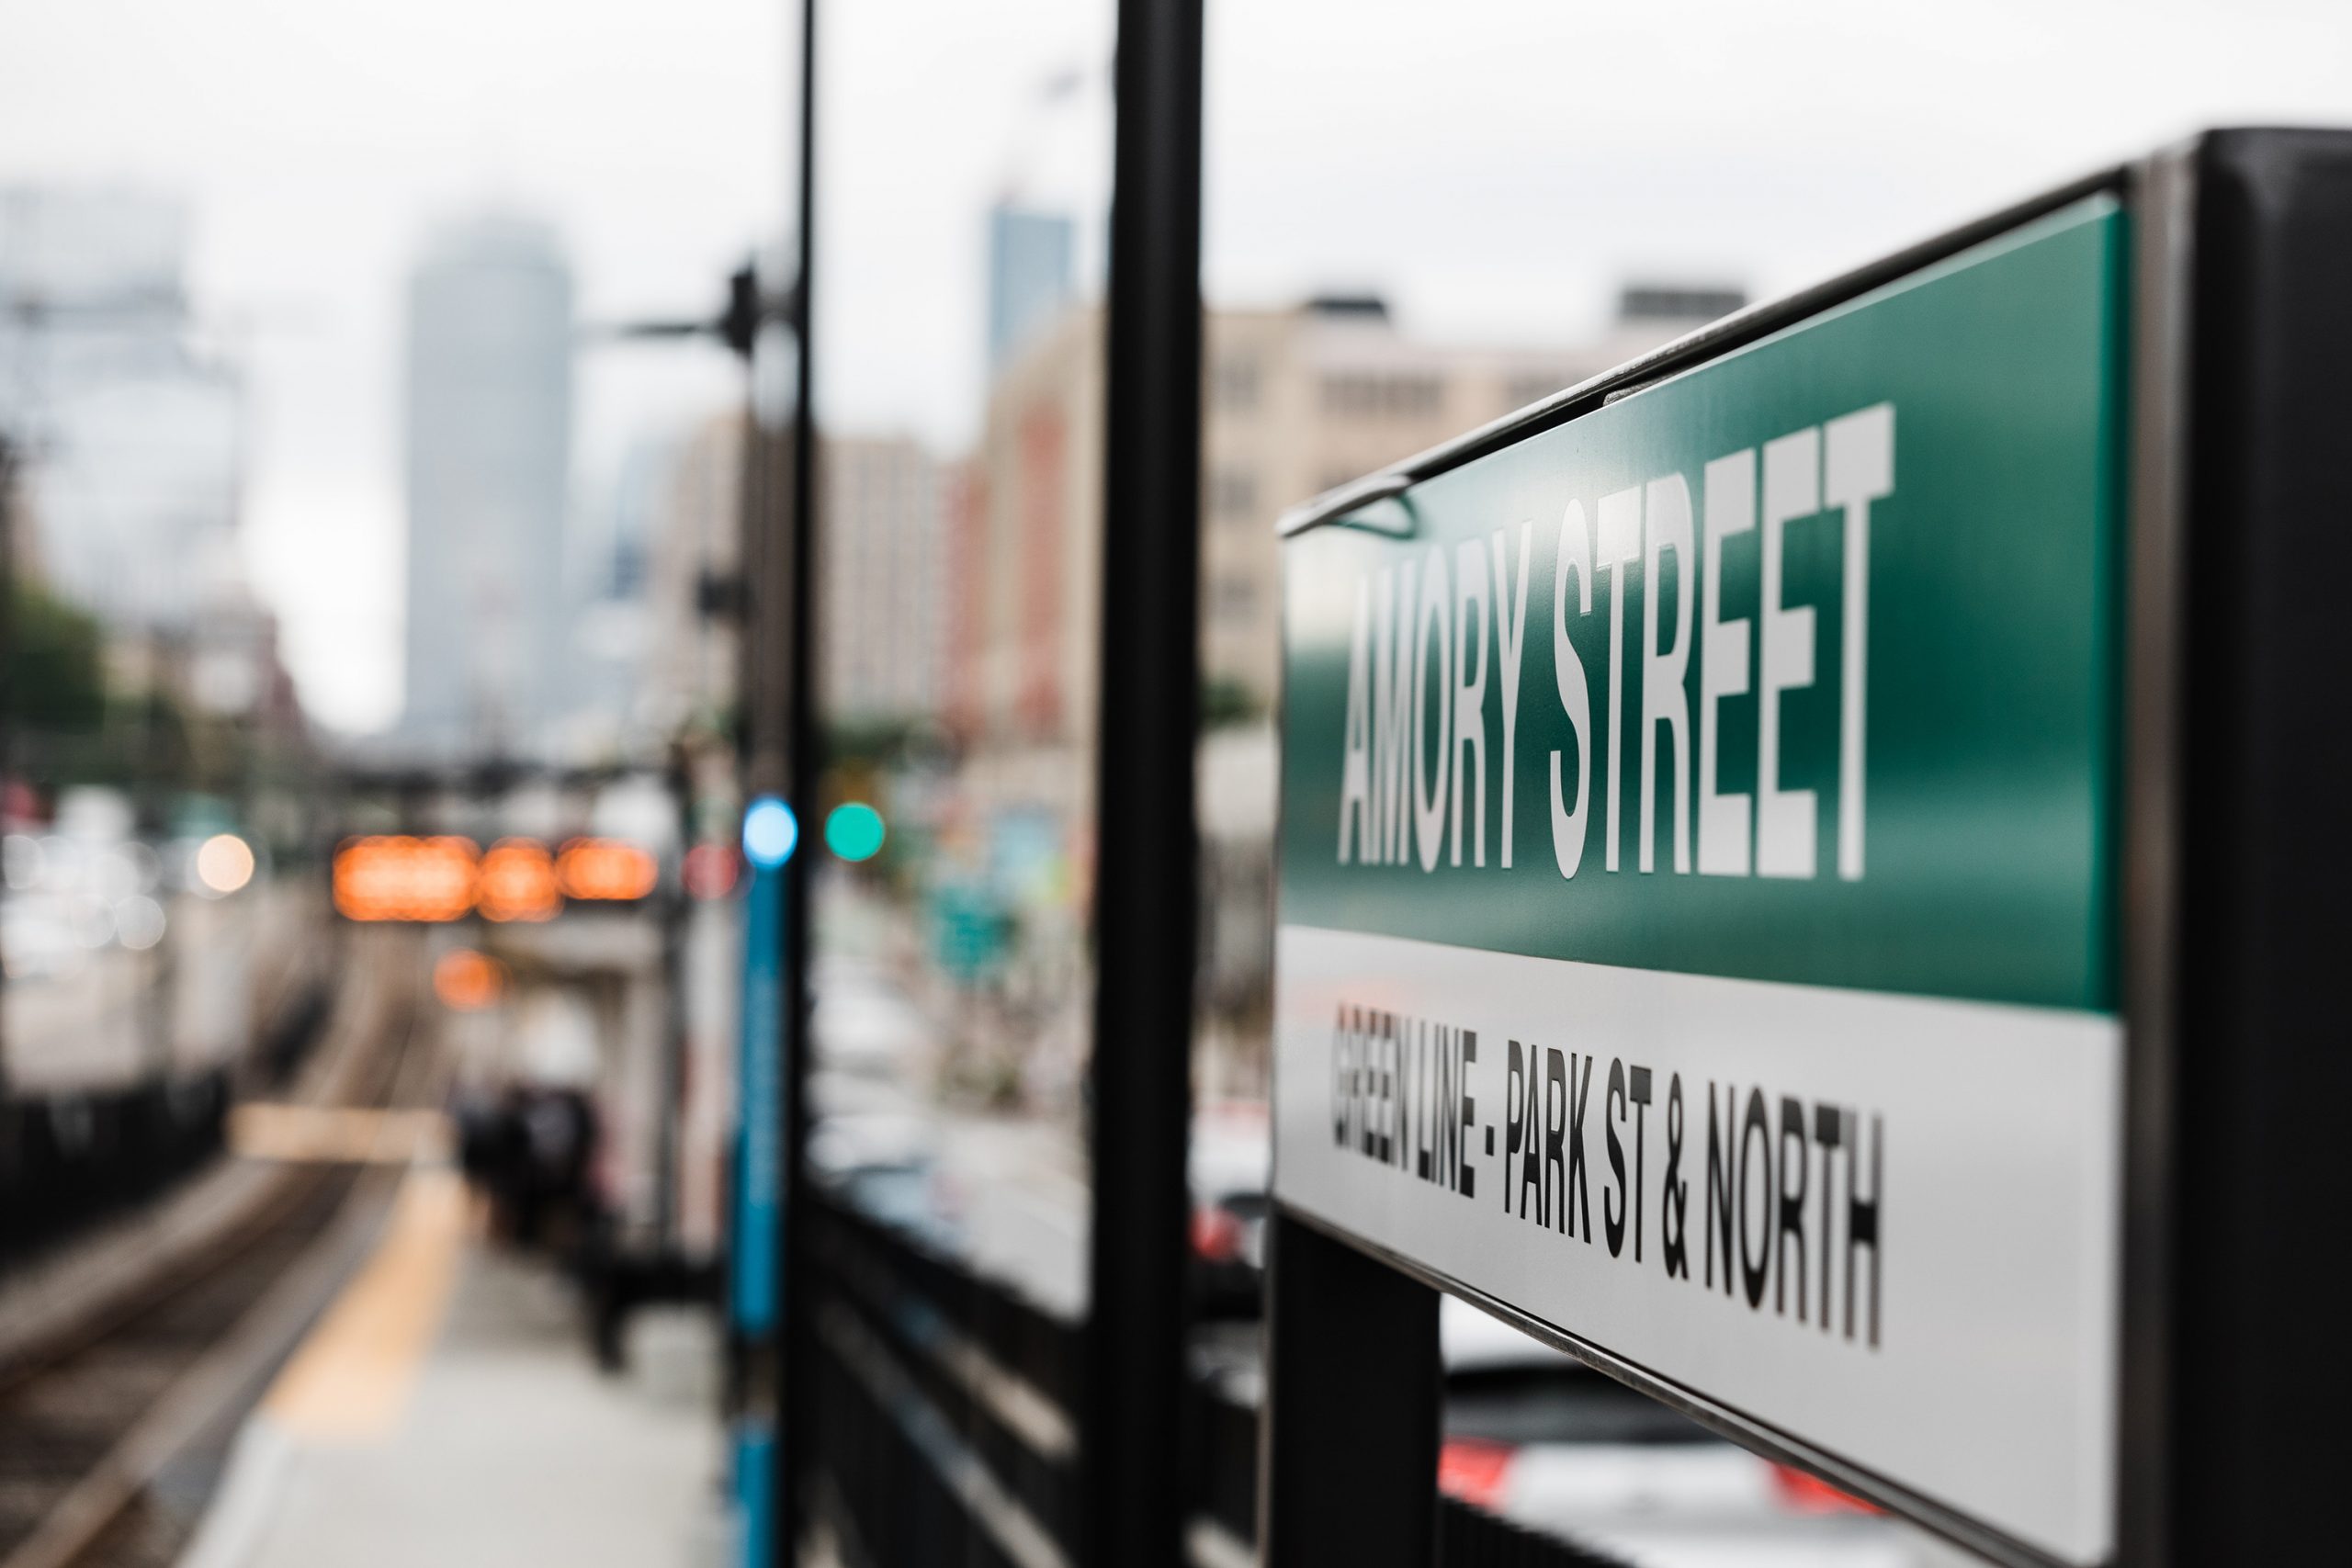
top-left (1262, 129), bottom-right (2352, 1568)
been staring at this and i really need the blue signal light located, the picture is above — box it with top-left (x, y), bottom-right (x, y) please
top-left (741, 797), bottom-right (797, 869)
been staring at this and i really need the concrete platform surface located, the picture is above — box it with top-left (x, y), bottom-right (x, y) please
top-left (180, 1169), bottom-right (727, 1568)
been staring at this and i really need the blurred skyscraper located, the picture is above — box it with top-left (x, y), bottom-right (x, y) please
top-left (401, 212), bottom-right (574, 760)
top-left (984, 205), bottom-right (1073, 378)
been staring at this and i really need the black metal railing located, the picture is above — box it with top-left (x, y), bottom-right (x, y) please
top-left (801, 1185), bottom-right (1629, 1568)
top-left (0, 1069), bottom-right (231, 1277)
top-left (1184, 1372), bottom-right (1630, 1568)
top-left (1435, 1499), bottom-right (1632, 1568)
top-left (1182, 1368), bottom-right (1258, 1555)
top-left (804, 1187), bottom-right (1084, 1568)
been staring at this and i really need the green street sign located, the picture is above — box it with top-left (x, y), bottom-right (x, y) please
top-left (1274, 197), bottom-right (2129, 1563)
top-left (1280, 198), bottom-right (2125, 1014)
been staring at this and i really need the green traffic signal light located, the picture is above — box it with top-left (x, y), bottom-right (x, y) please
top-left (824, 802), bottom-right (885, 863)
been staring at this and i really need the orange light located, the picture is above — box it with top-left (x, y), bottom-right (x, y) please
top-left (555, 837), bottom-right (660, 902)
top-left (333, 835), bottom-right (480, 922)
top-left (433, 948), bottom-right (507, 1010)
top-left (476, 839), bottom-right (560, 922)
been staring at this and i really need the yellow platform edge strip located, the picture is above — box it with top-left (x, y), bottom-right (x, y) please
top-left (264, 1166), bottom-right (468, 1441)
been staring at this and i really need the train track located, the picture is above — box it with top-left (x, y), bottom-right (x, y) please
top-left (0, 931), bottom-right (436, 1568)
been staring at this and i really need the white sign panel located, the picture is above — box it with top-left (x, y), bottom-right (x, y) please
top-left (1272, 925), bottom-right (2122, 1563)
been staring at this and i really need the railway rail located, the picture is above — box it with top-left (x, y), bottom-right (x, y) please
top-left (0, 929), bottom-right (438, 1568)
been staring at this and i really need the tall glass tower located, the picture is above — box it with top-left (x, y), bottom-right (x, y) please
top-left (401, 211), bottom-right (573, 760)
top-left (985, 205), bottom-right (1074, 378)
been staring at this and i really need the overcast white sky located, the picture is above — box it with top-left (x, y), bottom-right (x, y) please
top-left (6, 0), bottom-right (2352, 733)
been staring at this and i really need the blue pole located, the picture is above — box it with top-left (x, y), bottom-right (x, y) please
top-left (732, 847), bottom-right (783, 1336)
top-left (732, 797), bottom-right (795, 1566)
top-left (733, 1420), bottom-right (778, 1568)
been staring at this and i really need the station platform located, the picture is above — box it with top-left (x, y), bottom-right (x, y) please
top-left (178, 1168), bottom-right (728, 1568)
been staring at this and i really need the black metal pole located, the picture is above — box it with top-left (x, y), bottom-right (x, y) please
top-left (1260, 1213), bottom-right (1441, 1568)
top-left (774, 0), bottom-right (820, 1556)
top-left (718, 287), bottom-right (770, 1533)
top-left (2146, 127), bottom-right (2352, 1565)
top-left (656, 739), bottom-right (690, 1252)
top-left (0, 434), bottom-right (13, 1103)
top-left (1079, 1), bottom-right (1205, 1564)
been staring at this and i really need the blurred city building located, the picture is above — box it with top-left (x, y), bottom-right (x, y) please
top-left (946, 301), bottom-right (1104, 820)
top-left (548, 433), bottom-right (672, 765)
top-left (0, 184), bottom-right (308, 820)
top-left (0, 186), bottom-right (241, 635)
top-left (962, 299), bottom-right (1095, 748)
top-left (185, 541), bottom-right (306, 732)
top-left (1200, 288), bottom-right (1745, 715)
top-left (400, 211), bottom-right (576, 762)
top-left (636, 410), bottom-right (745, 747)
top-left (600, 411), bottom-right (946, 754)
top-left (822, 435), bottom-right (944, 727)
top-left (942, 285), bottom-right (1744, 752)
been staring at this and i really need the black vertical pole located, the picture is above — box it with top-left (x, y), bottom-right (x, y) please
top-left (1260, 1214), bottom-right (1440, 1568)
top-left (774, 0), bottom-right (820, 1556)
top-left (718, 279), bottom-right (774, 1562)
top-left (1080, 0), bottom-right (1204, 1564)
top-left (2114, 141), bottom-right (2191, 1568)
top-left (655, 739), bottom-right (691, 1252)
top-left (2148, 127), bottom-right (2352, 1565)
top-left (0, 435), bottom-right (13, 1102)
